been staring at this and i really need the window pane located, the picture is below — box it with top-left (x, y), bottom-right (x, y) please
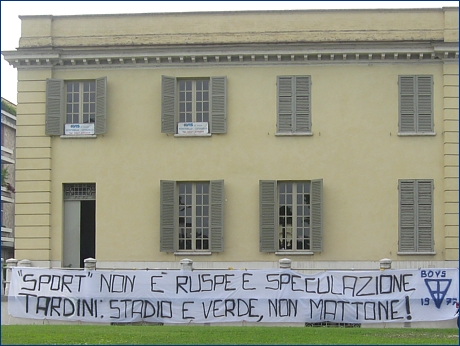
top-left (280, 183), bottom-right (286, 193)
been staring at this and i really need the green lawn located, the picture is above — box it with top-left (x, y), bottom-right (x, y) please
top-left (1, 325), bottom-right (459, 345)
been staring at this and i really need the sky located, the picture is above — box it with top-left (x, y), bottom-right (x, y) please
top-left (1, 1), bottom-right (458, 104)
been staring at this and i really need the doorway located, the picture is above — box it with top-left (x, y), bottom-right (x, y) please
top-left (63, 184), bottom-right (96, 268)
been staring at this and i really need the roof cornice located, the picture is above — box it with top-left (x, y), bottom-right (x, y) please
top-left (3, 42), bottom-right (458, 69)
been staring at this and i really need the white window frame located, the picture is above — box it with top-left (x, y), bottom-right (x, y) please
top-left (65, 81), bottom-right (97, 125)
top-left (178, 79), bottom-right (210, 124)
top-left (178, 182), bottom-right (210, 252)
top-left (278, 181), bottom-right (311, 252)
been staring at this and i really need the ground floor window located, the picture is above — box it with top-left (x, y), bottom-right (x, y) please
top-left (160, 180), bottom-right (224, 253)
top-left (178, 182), bottom-right (210, 250)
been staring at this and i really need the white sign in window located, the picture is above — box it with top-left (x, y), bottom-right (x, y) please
top-left (65, 123), bottom-right (95, 135)
top-left (178, 122), bottom-right (209, 135)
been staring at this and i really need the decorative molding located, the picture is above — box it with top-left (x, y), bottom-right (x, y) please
top-left (3, 42), bottom-right (458, 69)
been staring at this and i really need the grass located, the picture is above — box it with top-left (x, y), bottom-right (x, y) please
top-left (1, 325), bottom-right (459, 345)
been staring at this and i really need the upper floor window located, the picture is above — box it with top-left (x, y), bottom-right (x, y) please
top-left (277, 76), bottom-right (311, 135)
top-left (160, 180), bottom-right (224, 253)
top-left (66, 81), bottom-right (96, 124)
top-left (398, 179), bottom-right (434, 254)
top-left (260, 179), bottom-right (322, 253)
top-left (45, 77), bottom-right (107, 136)
top-left (398, 75), bottom-right (434, 135)
top-left (161, 76), bottom-right (226, 135)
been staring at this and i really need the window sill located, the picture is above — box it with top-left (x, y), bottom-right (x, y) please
top-left (397, 132), bottom-right (436, 136)
top-left (60, 135), bottom-right (97, 139)
top-left (397, 251), bottom-right (436, 256)
top-left (275, 251), bottom-right (314, 256)
top-left (275, 132), bottom-right (313, 136)
top-left (174, 251), bottom-right (212, 256)
top-left (174, 134), bottom-right (212, 137)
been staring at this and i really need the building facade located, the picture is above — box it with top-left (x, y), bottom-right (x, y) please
top-left (2, 8), bottom-right (458, 272)
top-left (1, 98), bottom-right (17, 260)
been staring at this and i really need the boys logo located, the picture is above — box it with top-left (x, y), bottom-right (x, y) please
top-left (422, 269), bottom-right (452, 309)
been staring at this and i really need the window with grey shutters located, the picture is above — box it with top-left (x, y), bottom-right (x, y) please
top-left (277, 76), bottom-right (311, 134)
top-left (161, 76), bottom-right (227, 135)
top-left (260, 179), bottom-right (322, 253)
top-left (398, 179), bottom-right (434, 253)
top-left (398, 75), bottom-right (434, 134)
top-left (160, 180), bottom-right (224, 253)
top-left (46, 77), bottom-right (107, 136)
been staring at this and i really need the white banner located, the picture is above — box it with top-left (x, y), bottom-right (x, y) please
top-left (8, 268), bottom-right (458, 324)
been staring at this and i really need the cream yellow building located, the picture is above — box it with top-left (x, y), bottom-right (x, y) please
top-left (2, 8), bottom-right (458, 272)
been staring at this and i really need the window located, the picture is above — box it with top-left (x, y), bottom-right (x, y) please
top-left (66, 81), bottom-right (96, 124)
top-left (161, 76), bottom-right (226, 135)
top-left (45, 77), bottom-right (107, 136)
top-left (277, 76), bottom-right (311, 134)
top-left (160, 180), bottom-right (224, 252)
top-left (398, 179), bottom-right (434, 253)
top-left (398, 75), bottom-right (434, 134)
top-left (260, 179), bottom-right (322, 253)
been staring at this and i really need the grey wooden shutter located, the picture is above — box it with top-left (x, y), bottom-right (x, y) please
top-left (160, 180), bottom-right (176, 252)
top-left (277, 76), bottom-right (293, 132)
top-left (416, 180), bottom-right (433, 252)
top-left (294, 76), bottom-right (311, 132)
top-left (210, 180), bottom-right (224, 252)
top-left (310, 179), bottom-right (323, 252)
top-left (259, 180), bottom-right (277, 252)
top-left (399, 76), bottom-right (416, 132)
top-left (45, 79), bottom-right (64, 135)
top-left (161, 76), bottom-right (176, 134)
top-left (416, 76), bottom-right (433, 132)
top-left (210, 76), bottom-right (227, 134)
top-left (95, 77), bottom-right (107, 134)
top-left (399, 180), bottom-right (416, 252)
